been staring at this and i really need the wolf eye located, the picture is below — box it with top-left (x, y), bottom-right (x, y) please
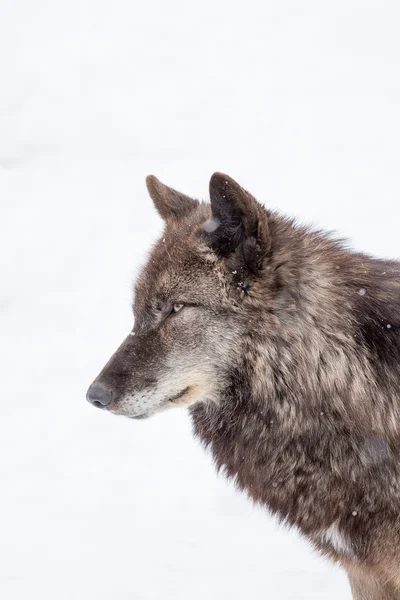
top-left (173, 303), bottom-right (184, 313)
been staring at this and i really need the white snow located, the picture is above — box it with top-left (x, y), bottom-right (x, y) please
top-left (1, 1), bottom-right (400, 599)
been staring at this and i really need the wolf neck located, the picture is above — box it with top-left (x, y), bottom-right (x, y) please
top-left (190, 357), bottom-right (399, 545)
top-left (189, 361), bottom-right (352, 537)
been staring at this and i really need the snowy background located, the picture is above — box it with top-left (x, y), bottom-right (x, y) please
top-left (1, 1), bottom-right (400, 598)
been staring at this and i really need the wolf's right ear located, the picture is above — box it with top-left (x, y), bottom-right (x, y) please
top-left (146, 175), bottom-right (199, 221)
top-left (206, 172), bottom-right (270, 272)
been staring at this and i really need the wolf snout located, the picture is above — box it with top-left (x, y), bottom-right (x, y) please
top-left (86, 381), bottom-right (113, 409)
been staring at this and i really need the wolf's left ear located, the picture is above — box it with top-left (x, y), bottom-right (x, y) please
top-left (146, 175), bottom-right (199, 221)
top-left (207, 172), bottom-right (270, 272)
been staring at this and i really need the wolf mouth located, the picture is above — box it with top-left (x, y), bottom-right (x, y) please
top-left (129, 387), bottom-right (191, 420)
top-left (167, 386), bottom-right (190, 404)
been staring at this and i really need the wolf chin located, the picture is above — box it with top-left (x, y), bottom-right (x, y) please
top-left (87, 173), bottom-right (400, 599)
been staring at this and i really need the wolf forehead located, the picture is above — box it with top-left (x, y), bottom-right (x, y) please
top-left (135, 233), bottom-right (220, 308)
top-left (133, 203), bottom-right (224, 308)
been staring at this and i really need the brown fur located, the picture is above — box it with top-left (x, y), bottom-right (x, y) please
top-left (87, 173), bottom-right (400, 596)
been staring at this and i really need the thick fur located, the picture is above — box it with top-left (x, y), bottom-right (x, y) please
top-left (87, 173), bottom-right (400, 597)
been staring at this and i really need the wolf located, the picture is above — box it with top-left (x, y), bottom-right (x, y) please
top-left (87, 173), bottom-right (400, 599)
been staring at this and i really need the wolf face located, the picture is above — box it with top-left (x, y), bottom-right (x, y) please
top-left (86, 173), bottom-right (273, 419)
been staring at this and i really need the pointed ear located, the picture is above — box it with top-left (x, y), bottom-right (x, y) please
top-left (146, 175), bottom-right (199, 221)
top-left (207, 172), bottom-right (269, 271)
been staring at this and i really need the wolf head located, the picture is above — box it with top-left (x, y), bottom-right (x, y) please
top-left (86, 173), bottom-right (283, 419)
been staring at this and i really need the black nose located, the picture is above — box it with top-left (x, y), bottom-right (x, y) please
top-left (86, 381), bottom-right (113, 409)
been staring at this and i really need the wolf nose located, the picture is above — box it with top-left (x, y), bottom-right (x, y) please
top-left (86, 381), bottom-right (113, 409)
